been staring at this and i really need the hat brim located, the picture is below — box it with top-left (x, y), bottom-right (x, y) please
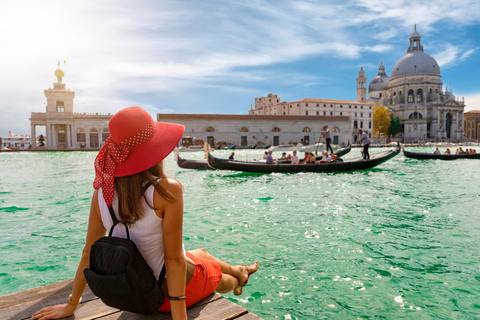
top-left (114, 121), bottom-right (185, 177)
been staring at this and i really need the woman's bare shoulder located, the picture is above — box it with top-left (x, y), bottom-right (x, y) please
top-left (157, 177), bottom-right (183, 195)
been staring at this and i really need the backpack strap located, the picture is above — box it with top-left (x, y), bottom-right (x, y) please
top-left (157, 264), bottom-right (167, 287)
top-left (108, 205), bottom-right (130, 240)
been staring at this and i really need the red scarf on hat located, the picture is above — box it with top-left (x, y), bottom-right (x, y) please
top-left (93, 122), bottom-right (155, 206)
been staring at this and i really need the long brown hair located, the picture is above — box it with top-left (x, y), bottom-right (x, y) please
top-left (114, 161), bottom-right (176, 226)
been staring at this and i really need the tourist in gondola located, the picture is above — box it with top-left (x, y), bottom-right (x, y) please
top-left (32, 107), bottom-right (258, 320)
top-left (229, 152), bottom-right (235, 160)
top-left (358, 129), bottom-right (371, 160)
top-left (318, 150), bottom-right (331, 163)
top-left (266, 150), bottom-right (274, 164)
top-left (444, 148), bottom-right (451, 155)
top-left (291, 150), bottom-right (299, 164)
top-left (433, 147), bottom-right (441, 154)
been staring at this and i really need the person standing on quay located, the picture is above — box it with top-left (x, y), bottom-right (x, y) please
top-left (32, 107), bottom-right (258, 320)
top-left (358, 129), bottom-right (371, 160)
top-left (321, 125), bottom-right (334, 153)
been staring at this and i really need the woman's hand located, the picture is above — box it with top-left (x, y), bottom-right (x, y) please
top-left (31, 303), bottom-right (76, 320)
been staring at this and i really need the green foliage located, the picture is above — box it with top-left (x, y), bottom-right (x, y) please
top-left (388, 117), bottom-right (401, 136)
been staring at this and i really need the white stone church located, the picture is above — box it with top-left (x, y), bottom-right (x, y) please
top-left (358, 28), bottom-right (466, 142)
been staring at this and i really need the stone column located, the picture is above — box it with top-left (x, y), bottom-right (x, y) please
top-left (66, 124), bottom-right (71, 148)
top-left (31, 124), bottom-right (36, 149)
top-left (51, 124), bottom-right (57, 149)
top-left (46, 123), bottom-right (51, 149)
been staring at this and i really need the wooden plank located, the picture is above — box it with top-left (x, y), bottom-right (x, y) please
top-left (186, 298), bottom-right (247, 320)
top-left (97, 294), bottom-right (245, 320)
top-left (233, 313), bottom-right (264, 320)
top-left (0, 281), bottom-right (99, 320)
top-left (0, 280), bottom-right (74, 308)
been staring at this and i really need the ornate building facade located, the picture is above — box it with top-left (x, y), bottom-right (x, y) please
top-left (359, 28), bottom-right (466, 142)
top-left (464, 111), bottom-right (480, 140)
top-left (30, 68), bottom-right (112, 149)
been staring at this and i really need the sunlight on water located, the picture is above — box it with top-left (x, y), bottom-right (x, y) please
top-left (1, 148), bottom-right (480, 319)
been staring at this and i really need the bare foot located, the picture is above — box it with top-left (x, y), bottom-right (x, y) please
top-left (234, 262), bottom-right (259, 295)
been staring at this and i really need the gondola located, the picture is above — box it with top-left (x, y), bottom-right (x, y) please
top-left (177, 155), bottom-right (212, 170)
top-left (207, 144), bottom-right (400, 173)
top-left (403, 149), bottom-right (480, 160)
top-left (176, 144), bottom-right (352, 170)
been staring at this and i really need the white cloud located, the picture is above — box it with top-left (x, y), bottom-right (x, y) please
top-left (460, 48), bottom-right (477, 60)
top-left (433, 44), bottom-right (461, 67)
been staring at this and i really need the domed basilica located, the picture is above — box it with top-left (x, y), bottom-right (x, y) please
top-left (356, 28), bottom-right (466, 142)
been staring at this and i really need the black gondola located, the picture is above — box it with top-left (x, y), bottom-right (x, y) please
top-left (177, 155), bottom-right (212, 170)
top-left (177, 144), bottom-right (352, 170)
top-left (403, 149), bottom-right (480, 160)
top-left (207, 144), bottom-right (400, 173)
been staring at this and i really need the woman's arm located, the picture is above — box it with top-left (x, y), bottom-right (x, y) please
top-left (156, 178), bottom-right (187, 320)
top-left (32, 190), bottom-right (106, 320)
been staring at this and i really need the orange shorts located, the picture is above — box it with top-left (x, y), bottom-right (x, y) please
top-left (158, 252), bottom-right (222, 312)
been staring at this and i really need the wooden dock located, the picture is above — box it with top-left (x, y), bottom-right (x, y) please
top-left (0, 280), bottom-right (263, 320)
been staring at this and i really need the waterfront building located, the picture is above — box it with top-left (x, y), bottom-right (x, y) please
top-left (464, 111), bottom-right (480, 140)
top-left (30, 68), bottom-right (112, 149)
top-left (361, 28), bottom-right (466, 142)
top-left (157, 114), bottom-right (351, 148)
top-left (249, 95), bottom-right (373, 143)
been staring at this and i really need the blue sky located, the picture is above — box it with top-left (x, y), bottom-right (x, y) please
top-left (1, 0), bottom-right (480, 135)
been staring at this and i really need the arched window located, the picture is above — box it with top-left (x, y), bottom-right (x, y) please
top-left (102, 128), bottom-right (109, 141)
top-left (409, 112), bottom-right (423, 119)
top-left (206, 127), bottom-right (215, 132)
top-left (353, 120), bottom-right (358, 129)
top-left (302, 127), bottom-right (311, 132)
top-left (76, 128), bottom-right (86, 143)
top-left (332, 127), bottom-right (340, 132)
top-left (408, 89), bottom-right (414, 103)
top-left (416, 89), bottom-right (423, 102)
top-left (90, 128), bottom-right (99, 148)
top-left (240, 127), bottom-right (248, 132)
top-left (393, 92), bottom-right (396, 96)
top-left (272, 127), bottom-right (281, 132)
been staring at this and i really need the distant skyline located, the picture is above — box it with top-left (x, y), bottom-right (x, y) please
top-left (1, 0), bottom-right (480, 135)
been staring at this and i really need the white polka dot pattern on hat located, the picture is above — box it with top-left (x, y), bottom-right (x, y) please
top-left (93, 122), bottom-right (156, 207)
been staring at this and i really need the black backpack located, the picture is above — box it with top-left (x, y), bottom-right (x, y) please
top-left (84, 206), bottom-right (166, 315)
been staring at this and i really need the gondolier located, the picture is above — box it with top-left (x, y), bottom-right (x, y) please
top-left (358, 129), bottom-right (371, 160)
top-left (321, 126), bottom-right (334, 153)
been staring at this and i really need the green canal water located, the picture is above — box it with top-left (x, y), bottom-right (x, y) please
top-left (1, 148), bottom-right (479, 319)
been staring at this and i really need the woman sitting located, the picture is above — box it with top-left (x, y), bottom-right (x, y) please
top-left (444, 148), bottom-right (451, 155)
top-left (318, 150), bottom-right (331, 163)
top-left (32, 107), bottom-right (258, 320)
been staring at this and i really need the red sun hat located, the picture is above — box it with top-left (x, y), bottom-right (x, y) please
top-left (93, 106), bottom-right (184, 206)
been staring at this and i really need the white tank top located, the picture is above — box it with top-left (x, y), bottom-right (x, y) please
top-left (98, 181), bottom-right (185, 280)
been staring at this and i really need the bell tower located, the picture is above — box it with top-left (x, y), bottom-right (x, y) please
top-left (356, 67), bottom-right (367, 101)
top-left (44, 63), bottom-right (75, 113)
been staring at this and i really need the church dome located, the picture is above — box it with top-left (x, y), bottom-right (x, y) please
top-left (368, 60), bottom-right (390, 92)
top-left (391, 29), bottom-right (441, 78)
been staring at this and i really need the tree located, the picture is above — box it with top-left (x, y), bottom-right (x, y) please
top-left (373, 106), bottom-right (391, 138)
top-left (387, 117), bottom-right (401, 137)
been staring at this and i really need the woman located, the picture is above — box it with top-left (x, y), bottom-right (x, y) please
top-left (32, 107), bottom-right (258, 320)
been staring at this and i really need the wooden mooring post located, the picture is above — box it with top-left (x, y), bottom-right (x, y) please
top-left (0, 280), bottom-right (263, 320)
